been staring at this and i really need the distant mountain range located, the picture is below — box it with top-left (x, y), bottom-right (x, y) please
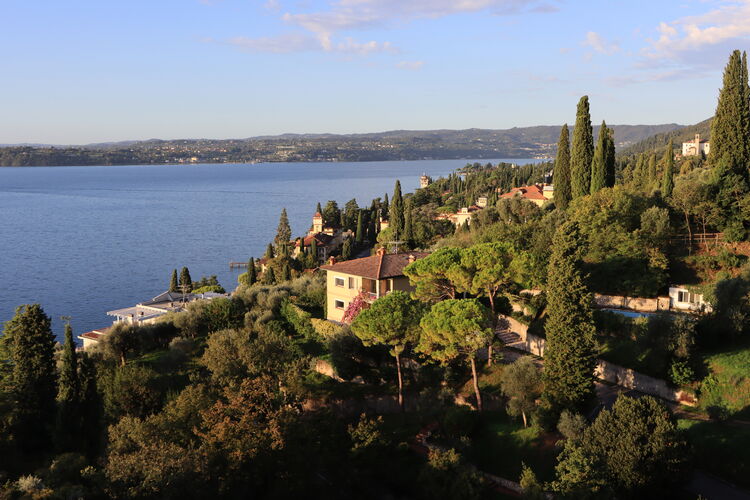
top-left (0, 124), bottom-right (685, 167)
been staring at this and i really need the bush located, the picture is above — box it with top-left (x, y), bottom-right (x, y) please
top-left (442, 406), bottom-right (480, 439)
top-left (310, 318), bottom-right (342, 339)
top-left (669, 360), bottom-right (695, 387)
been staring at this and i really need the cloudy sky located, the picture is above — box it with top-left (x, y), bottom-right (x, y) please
top-left (2, 0), bottom-right (749, 144)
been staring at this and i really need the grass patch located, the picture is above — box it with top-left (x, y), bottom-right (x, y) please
top-left (598, 336), bottom-right (669, 380)
top-left (465, 411), bottom-right (558, 483)
top-left (679, 419), bottom-right (750, 488)
top-left (300, 370), bottom-right (392, 400)
top-left (700, 344), bottom-right (750, 418)
top-left (459, 363), bottom-right (507, 398)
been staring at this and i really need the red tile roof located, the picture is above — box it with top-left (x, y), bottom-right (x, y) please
top-left (295, 232), bottom-right (335, 248)
top-left (79, 326), bottom-right (111, 341)
top-left (320, 251), bottom-right (429, 280)
top-left (499, 184), bottom-right (546, 201)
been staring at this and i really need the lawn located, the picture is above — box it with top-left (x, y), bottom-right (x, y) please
top-left (465, 411), bottom-right (559, 484)
top-left (679, 419), bottom-right (750, 489)
top-left (700, 344), bottom-right (750, 418)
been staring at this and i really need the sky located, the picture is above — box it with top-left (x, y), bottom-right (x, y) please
top-left (1, 0), bottom-right (749, 144)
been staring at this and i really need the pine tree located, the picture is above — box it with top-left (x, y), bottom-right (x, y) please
top-left (590, 120), bottom-right (608, 194)
top-left (390, 180), bottom-right (404, 239)
top-left (355, 210), bottom-right (365, 244)
top-left (542, 222), bottom-right (597, 411)
top-left (274, 208), bottom-right (292, 253)
top-left (169, 269), bottom-right (178, 292)
top-left (342, 238), bottom-right (353, 260)
top-left (2, 304), bottom-right (57, 448)
top-left (710, 50), bottom-right (750, 172)
top-left (604, 126), bottom-right (616, 187)
top-left (554, 124), bottom-right (572, 209)
top-left (661, 140), bottom-right (675, 197)
top-left (264, 243), bottom-right (274, 260)
top-left (179, 267), bottom-right (192, 292)
top-left (571, 96), bottom-right (594, 199)
top-left (403, 198), bottom-right (414, 245)
top-left (56, 321), bottom-right (80, 451)
top-left (247, 257), bottom-right (257, 285)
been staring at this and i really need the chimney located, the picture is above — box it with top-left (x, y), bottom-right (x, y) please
top-left (407, 254), bottom-right (416, 264)
top-left (328, 256), bottom-right (336, 265)
top-left (376, 247), bottom-right (386, 256)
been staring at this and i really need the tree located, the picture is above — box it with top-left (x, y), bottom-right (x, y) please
top-left (552, 395), bottom-right (689, 497)
top-left (322, 200), bottom-right (341, 228)
top-left (661, 140), bottom-right (675, 197)
top-left (169, 269), bottom-right (179, 292)
top-left (554, 124), bottom-right (572, 209)
top-left (274, 208), bottom-right (292, 253)
top-left (179, 267), bottom-right (192, 292)
top-left (647, 154), bottom-right (657, 189)
top-left (281, 262), bottom-right (291, 282)
top-left (571, 96), bottom-right (594, 199)
top-left (263, 266), bottom-right (276, 285)
top-left (100, 322), bottom-right (138, 367)
top-left (343, 198), bottom-right (359, 231)
top-left (390, 180), bottom-right (404, 239)
top-left (604, 126), bottom-right (616, 187)
top-left (403, 247), bottom-right (462, 302)
top-left (355, 211), bottom-right (365, 244)
top-left (247, 257), bottom-right (257, 285)
top-left (264, 243), bottom-right (274, 260)
top-left (2, 304), bottom-right (57, 449)
top-left (419, 299), bottom-right (493, 411)
top-left (711, 49), bottom-right (750, 173)
top-left (590, 120), bottom-right (608, 194)
top-left (519, 463), bottom-right (545, 500)
top-left (309, 238), bottom-right (319, 265)
top-left (56, 321), bottom-right (80, 450)
top-left (542, 221), bottom-right (597, 411)
top-left (351, 291), bottom-right (425, 410)
top-left (403, 198), bottom-right (414, 245)
top-left (500, 356), bottom-right (541, 427)
top-left (341, 237), bottom-right (353, 260)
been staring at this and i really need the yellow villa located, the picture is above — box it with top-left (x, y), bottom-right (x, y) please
top-left (320, 249), bottom-right (428, 322)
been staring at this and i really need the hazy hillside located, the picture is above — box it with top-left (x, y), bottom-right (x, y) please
top-left (619, 118), bottom-right (712, 157)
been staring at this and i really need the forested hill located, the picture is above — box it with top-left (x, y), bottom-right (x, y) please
top-left (619, 118), bottom-right (712, 157)
top-left (0, 123), bottom-right (682, 166)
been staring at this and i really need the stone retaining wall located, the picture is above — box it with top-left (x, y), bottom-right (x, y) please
top-left (593, 293), bottom-right (671, 312)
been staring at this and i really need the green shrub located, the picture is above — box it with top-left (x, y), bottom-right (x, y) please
top-left (669, 360), bottom-right (695, 387)
top-left (311, 318), bottom-right (341, 339)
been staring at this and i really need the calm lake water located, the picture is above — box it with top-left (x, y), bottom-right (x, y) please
top-left (0, 159), bottom-right (538, 342)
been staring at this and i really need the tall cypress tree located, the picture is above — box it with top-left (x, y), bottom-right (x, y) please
top-left (661, 140), bottom-right (675, 197)
top-left (571, 96), bottom-right (594, 199)
top-left (355, 211), bottom-right (365, 244)
top-left (382, 193), bottom-right (389, 221)
top-left (281, 262), bottom-right (291, 282)
top-left (179, 267), bottom-right (192, 292)
top-left (316, 202), bottom-right (323, 215)
top-left (711, 50), bottom-right (750, 172)
top-left (2, 304), bottom-right (57, 448)
top-left (264, 243), bottom-right (274, 260)
top-left (247, 257), bottom-right (257, 285)
top-left (554, 124), bottom-right (572, 209)
top-left (604, 125), bottom-right (616, 187)
top-left (403, 198), bottom-right (414, 245)
top-left (590, 120), bottom-right (608, 194)
top-left (390, 180), bottom-right (404, 239)
top-left (310, 238), bottom-right (318, 264)
top-left (274, 208), bottom-right (292, 254)
top-left (56, 322), bottom-right (80, 451)
top-left (542, 222), bottom-right (597, 411)
top-left (341, 238), bottom-right (353, 260)
top-left (648, 154), bottom-right (658, 189)
top-left (169, 269), bottom-right (178, 292)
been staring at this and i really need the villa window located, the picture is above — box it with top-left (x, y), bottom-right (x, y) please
top-left (334, 277), bottom-right (345, 287)
top-left (335, 300), bottom-right (345, 310)
top-left (678, 291), bottom-right (689, 303)
top-left (348, 277), bottom-right (356, 289)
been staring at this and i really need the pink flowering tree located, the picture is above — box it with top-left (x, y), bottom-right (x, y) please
top-left (341, 291), bottom-right (371, 324)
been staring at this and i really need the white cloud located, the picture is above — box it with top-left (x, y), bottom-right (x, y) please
top-left (396, 60), bottom-right (425, 70)
top-left (223, 33), bottom-right (395, 55)
top-left (645, 0), bottom-right (750, 60)
top-left (582, 31), bottom-right (620, 55)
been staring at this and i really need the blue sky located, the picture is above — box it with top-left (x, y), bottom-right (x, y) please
top-left (2, 0), bottom-right (749, 144)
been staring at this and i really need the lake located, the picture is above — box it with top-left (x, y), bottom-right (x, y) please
top-left (0, 159), bottom-right (539, 341)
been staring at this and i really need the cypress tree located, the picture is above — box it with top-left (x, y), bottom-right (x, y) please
top-left (2, 304), bottom-right (57, 448)
top-left (554, 124), bottom-right (572, 209)
top-left (264, 243), bottom-right (274, 260)
top-left (571, 96), bottom-right (594, 198)
top-left (310, 238), bottom-right (318, 264)
top-left (316, 202), bottom-right (323, 215)
top-left (542, 222), bottom-right (597, 411)
top-left (274, 208), bottom-right (292, 253)
top-left (264, 266), bottom-right (276, 285)
top-left (169, 269), bottom-right (178, 292)
top-left (710, 50), bottom-right (750, 172)
top-left (281, 262), bottom-right (291, 282)
top-left (403, 198), bottom-right (414, 245)
top-left (590, 120), bottom-right (608, 194)
top-left (382, 193), bottom-right (389, 221)
top-left (342, 238), bottom-right (353, 260)
top-left (179, 266), bottom-right (192, 292)
top-left (56, 322), bottom-right (80, 451)
top-left (647, 154), bottom-right (658, 189)
top-left (247, 257), bottom-right (257, 285)
top-left (390, 180), bottom-right (404, 239)
top-left (76, 354), bottom-right (101, 455)
top-left (661, 140), bottom-right (675, 197)
top-left (604, 126), bottom-right (616, 187)
top-left (355, 211), bottom-right (365, 244)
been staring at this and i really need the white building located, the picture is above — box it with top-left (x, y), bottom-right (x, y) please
top-left (682, 134), bottom-right (710, 157)
top-left (668, 286), bottom-right (712, 313)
